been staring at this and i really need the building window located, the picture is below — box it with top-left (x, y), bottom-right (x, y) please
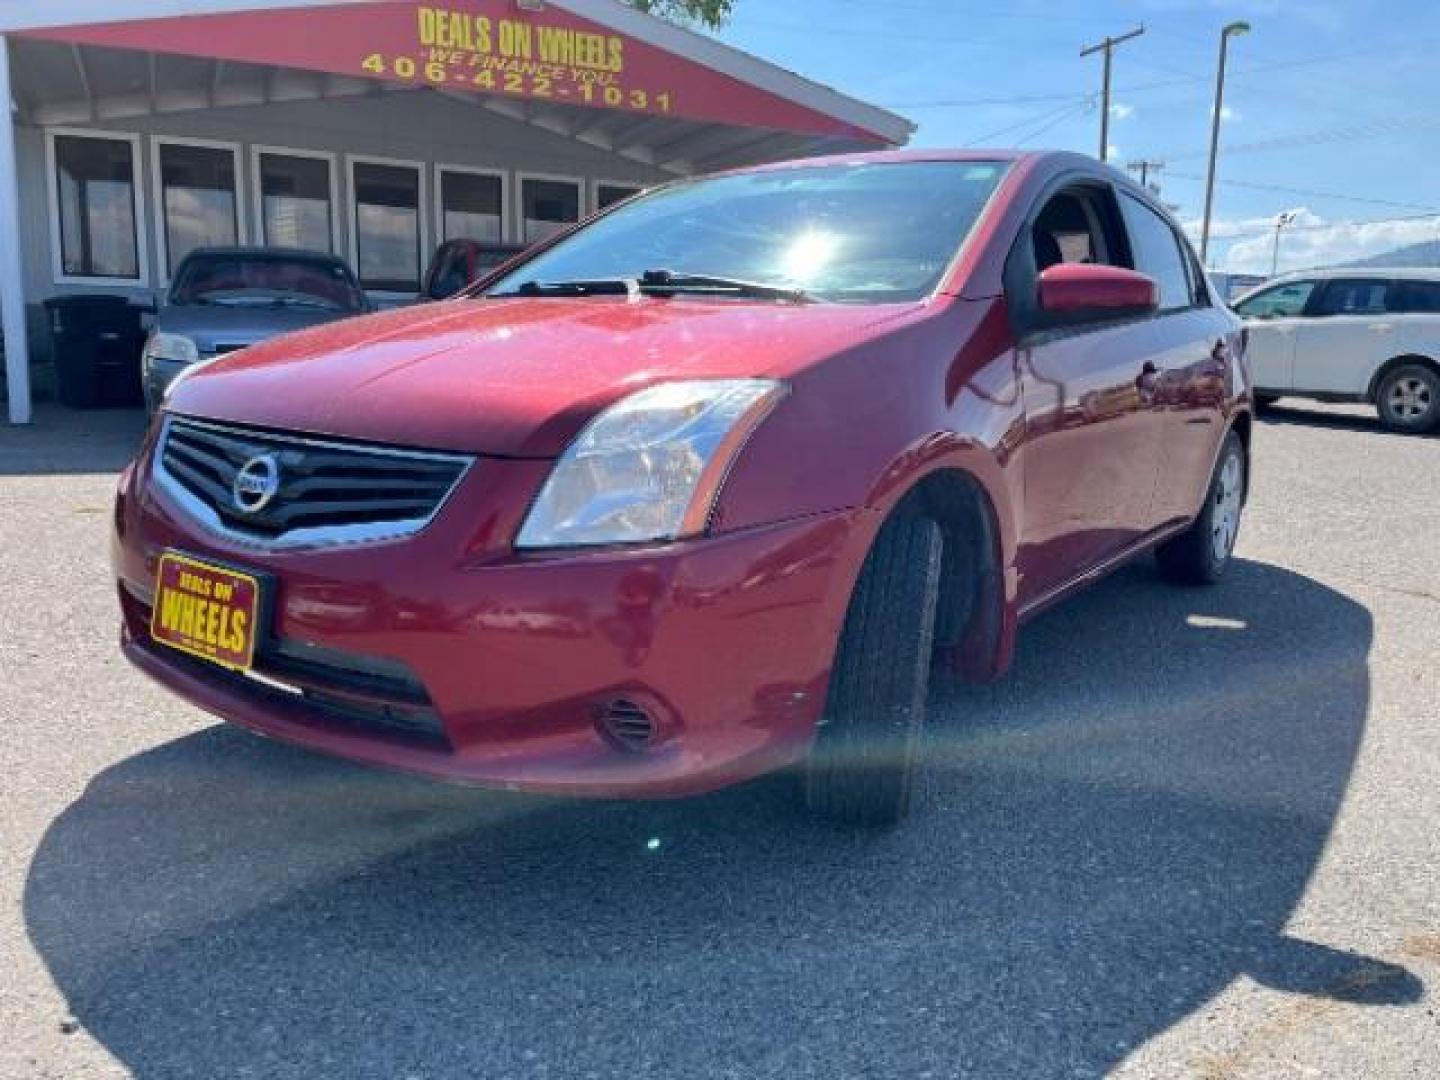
top-left (596, 182), bottom-right (642, 211)
top-left (256, 149), bottom-right (335, 253)
top-left (351, 158), bottom-right (424, 292)
top-left (519, 175), bottom-right (581, 244)
top-left (437, 168), bottom-right (504, 243)
top-left (50, 132), bottom-right (142, 281)
top-left (155, 140), bottom-right (240, 279)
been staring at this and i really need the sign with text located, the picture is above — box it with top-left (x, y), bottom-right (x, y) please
top-left (25, 1), bottom-right (885, 140)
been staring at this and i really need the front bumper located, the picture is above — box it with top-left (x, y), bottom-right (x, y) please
top-left (113, 433), bottom-right (865, 796)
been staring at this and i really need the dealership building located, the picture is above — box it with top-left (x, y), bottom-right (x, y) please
top-left (0, 0), bottom-right (911, 423)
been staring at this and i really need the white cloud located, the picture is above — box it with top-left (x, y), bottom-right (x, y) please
top-left (1181, 208), bottom-right (1440, 274)
top-left (1109, 102), bottom-right (1135, 120)
top-left (1106, 144), bottom-right (1121, 162)
top-left (1208, 104), bottom-right (1239, 123)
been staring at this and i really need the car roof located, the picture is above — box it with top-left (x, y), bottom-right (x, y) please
top-left (177, 246), bottom-right (347, 264)
top-left (710, 148), bottom-right (1034, 177)
top-left (1261, 266), bottom-right (1440, 284)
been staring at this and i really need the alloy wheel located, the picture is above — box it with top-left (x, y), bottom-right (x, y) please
top-left (1211, 452), bottom-right (1243, 562)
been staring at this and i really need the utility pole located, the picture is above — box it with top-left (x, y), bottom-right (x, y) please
top-left (1080, 25), bottom-right (1144, 163)
top-left (1127, 159), bottom-right (1165, 195)
top-left (1199, 20), bottom-right (1251, 265)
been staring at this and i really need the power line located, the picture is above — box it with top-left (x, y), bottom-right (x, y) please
top-left (1164, 170), bottom-right (1440, 214)
top-left (888, 90), bottom-right (1090, 110)
top-left (1184, 210), bottom-right (1440, 245)
top-left (1015, 100), bottom-right (1096, 148)
top-left (882, 35), bottom-right (1440, 110)
top-left (964, 98), bottom-right (1093, 147)
top-left (1156, 113), bottom-right (1440, 163)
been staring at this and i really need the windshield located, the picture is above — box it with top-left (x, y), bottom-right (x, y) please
top-left (485, 161), bottom-right (1008, 304)
top-left (170, 255), bottom-right (367, 312)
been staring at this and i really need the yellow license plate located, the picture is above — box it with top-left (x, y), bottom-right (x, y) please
top-left (150, 552), bottom-right (261, 671)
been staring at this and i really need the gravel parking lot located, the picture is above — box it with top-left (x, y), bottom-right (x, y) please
top-left (1, 402), bottom-right (1437, 1079)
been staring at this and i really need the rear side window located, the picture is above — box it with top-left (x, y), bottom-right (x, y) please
top-left (1389, 279), bottom-right (1440, 313)
top-left (1118, 192), bottom-right (1191, 310)
top-left (1313, 278), bottom-right (1388, 316)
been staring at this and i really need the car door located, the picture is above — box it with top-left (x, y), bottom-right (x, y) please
top-left (1116, 189), bottom-right (1238, 528)
top-left (1231, 279), bottom-right (1320, 391)
top-left (1293, 277), bottom-right (1395, 395)
top-left (1008, 180), bottom-right (1166, 608)
top-left (1391, 278), bottom-right (1440, 363)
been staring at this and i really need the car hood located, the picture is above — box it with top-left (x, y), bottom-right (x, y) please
top-left (169, 297), bottom-right (922, 457)
top-left (157, 302), bottom-right (358, 353)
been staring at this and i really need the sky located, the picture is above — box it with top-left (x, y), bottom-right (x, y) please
top-left (704, 0), bottom-right (1440, 274)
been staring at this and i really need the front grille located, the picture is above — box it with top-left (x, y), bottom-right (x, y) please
top-left (157, 416), bottom-right (471, 546)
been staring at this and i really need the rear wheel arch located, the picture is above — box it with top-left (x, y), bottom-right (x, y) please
top-left (1366, 354), bottom-right (1439, 403)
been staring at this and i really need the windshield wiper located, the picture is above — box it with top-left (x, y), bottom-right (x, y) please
top-left (267, 296), bottom-right (341, 311)
top-left (637, 269), bottom-right (811, 303)
top-left (490, 278), bottom-right (639, 298)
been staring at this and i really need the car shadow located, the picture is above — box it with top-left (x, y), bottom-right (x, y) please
top-left (25, 559), bottom-right (1416, 1078)
top-left (1258, 401), bottom-right (1435, 439)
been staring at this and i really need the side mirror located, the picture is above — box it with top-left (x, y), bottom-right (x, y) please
top-left (1037, 263), bottom-right (1159, 318)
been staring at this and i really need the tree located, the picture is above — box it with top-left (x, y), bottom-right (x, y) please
top-left (626, 0), bottom-right (735, 31)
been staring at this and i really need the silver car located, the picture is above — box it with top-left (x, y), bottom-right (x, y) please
top-left (141, 247), bottom-right (370, 412)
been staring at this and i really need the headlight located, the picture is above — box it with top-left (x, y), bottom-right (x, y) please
top-left (141, 332), bottom-right (200, 376)
top-left (516, 379), bottom-right (786, 549)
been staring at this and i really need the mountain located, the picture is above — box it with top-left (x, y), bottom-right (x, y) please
top-left (1350, 241), bottom-right (1440, 268)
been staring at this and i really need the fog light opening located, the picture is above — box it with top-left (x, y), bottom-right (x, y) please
top-left (595, 698), bottom-right (658, 753)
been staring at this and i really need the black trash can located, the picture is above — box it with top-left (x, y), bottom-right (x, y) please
top-left (45, 295), bottom-right (147, 409)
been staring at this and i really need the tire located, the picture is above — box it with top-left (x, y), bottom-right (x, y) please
top-left (1375, 363), bottom-right (1440, 433)
top-left (803, 516), bottom-right (942, 826)
top-left (1253, 393), bottom-right (1279, 411)
top-left (1156, 430), bottom-right (1246, 586)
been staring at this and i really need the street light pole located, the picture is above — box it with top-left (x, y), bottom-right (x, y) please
top-left (1271, 210), bottom-right (1298, 276)
top-left (1080, 25), bottom-right (1144, 162)
top-left (1199, 20), bottom-right (1250, 266)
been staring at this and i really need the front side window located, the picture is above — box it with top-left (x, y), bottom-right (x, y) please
top-left (157, 142), bottom-right (239, 277)
top-left (492, 161), bottom-right (1008, 304)
top-left (1118, 192), bottom-right (1191, 310)
top-left (353, 161), bottom-right (422, 292)
top-left (1031, 189), bottom-right (1119, 271)
top-left (520, 177), bottom-right (581, 244)
top-left (1313, 278), bottom-right (1389, 317)
top-left (440, 171), bottom-right (503, 243)
top-left (53, 133), bottom-right (140, 280)
top-left (1234, 281), bottom-right (1316, 320)
top-left (258, 151), bottom-right (333, 253)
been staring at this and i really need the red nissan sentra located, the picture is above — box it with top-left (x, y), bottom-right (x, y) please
top-left (113, 150), bottom-right (1251, 824)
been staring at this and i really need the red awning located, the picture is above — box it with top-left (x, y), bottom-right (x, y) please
top-left (21, 1), bottom-right (894, 143)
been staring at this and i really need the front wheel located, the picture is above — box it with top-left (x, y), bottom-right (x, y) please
top-left (1375, 363), bottom-right (1440, 433)
top-left (1156, 430), bottom-right (1246, 586)
top-left (803, 516), bottom-right (942, 826)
